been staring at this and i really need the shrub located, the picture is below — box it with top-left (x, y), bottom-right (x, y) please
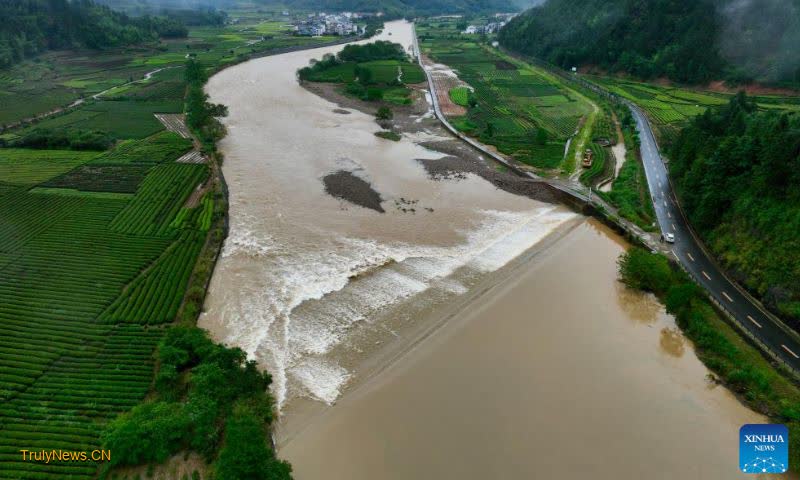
top-left (104, 327), bottom-right (279, 471)
top-left (617, 247), bottom-right (673, 295)
top-left (14, 128), bottom-right (114, 150)
top-left (376, 106), bottom-right (393, 120)
top-left (101, 402), bottom-right (190, 466)
top-left (375, 131), bottom-right (401, 141)
top-left (214, 405), bottom-right (292, 480)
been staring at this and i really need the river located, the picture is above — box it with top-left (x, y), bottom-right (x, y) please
top-left (202, 20), bottom-right (782, 479)
top-left (201, 20), bottom-right (574, 410)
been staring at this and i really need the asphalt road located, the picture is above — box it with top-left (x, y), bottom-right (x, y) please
top-left (412, 24), bottom-right (800, 372)
top-left (631, 104), bottom-right (800, 371)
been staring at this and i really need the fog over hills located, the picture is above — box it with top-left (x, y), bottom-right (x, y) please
top-left (719, 0), bottom-right (800, 83)
top-left (499, 0), bottom-right (800, 85)
top-left (97, 0), bottom-right (521, 15)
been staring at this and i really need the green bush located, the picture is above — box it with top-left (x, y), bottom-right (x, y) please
top-left (449, 87), bottom-right (470, 106)
top-left (214, 405), bottom-right (292, 480)
top-left (102, 402), bottom-right (190, 466)
top-left (13, 128), bottom-right (114, 150)
top-left (376, 106), bottom-right (393, 120)
top-left (375, 131), bottom-right (401, 141)
top-left (618, 248), bottom-right (800, 473)
top-left (103, 327), bottom-right (279, 471)
top-left (617, 247), bottom-right (673, 295)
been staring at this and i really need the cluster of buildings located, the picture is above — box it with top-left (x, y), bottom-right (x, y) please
top-left (463, 22), bottom-right (505, 35)
top-left (295, 13), bottom-right (366, 37)
top-left (463, 13), bottom-right (517, 35)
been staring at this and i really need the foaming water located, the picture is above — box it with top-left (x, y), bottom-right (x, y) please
top-left (280, 221), bottom-right (788, 480)
top-left (199, 20), bottom-right (575, 408)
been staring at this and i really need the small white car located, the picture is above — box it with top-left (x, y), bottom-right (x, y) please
top-left (664, 233), bottom-right (675, 243)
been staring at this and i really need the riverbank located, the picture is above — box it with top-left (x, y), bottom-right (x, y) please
top-left (201, 18), bottom-right (576, 414)
top-left (299, 80), bottom-right (562, 206)
top-left (198, 19), bottom-right (796, 480)
top-left (279, 220), bottom-right (769, 479)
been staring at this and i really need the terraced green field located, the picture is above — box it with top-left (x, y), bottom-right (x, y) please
top-left (0, 86), bottom-right (211, 480)
top-left (417, 19), bottom-right (593, 173)
top-left (0, 10), bottom-right (359, 478)
top-left (0, 131), bottom-right (212, 476)
top-left (22, 100), bottom-right (184, 139)
top-left (0, 15), bottom-right (339, 129)
top-left (449, 86), bottom-right (470, 106)
top-left (0, 149), bottom-right (99, 185)
top-left (41, 132), bottom-right (192, 193)
top-left (589, 76), bottom-right (800, 144)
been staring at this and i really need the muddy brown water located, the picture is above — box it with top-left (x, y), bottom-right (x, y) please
top-left (201, 20), bottom-right (574, 408)
top-left (280, 221), bottom-right (782, 480)
top-left (201, 20), bottom-right (786, 480)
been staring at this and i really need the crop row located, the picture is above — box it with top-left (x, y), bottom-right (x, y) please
top-left (42, 163), bottom-right (152, 194)
top-left (0, 154), bottom-right (201, 479)
top-left (100, 230), bottom-right (205, 324)
top-left (91, 131), bottom-right (192, 166)
top-left (0, 148), bottom-right (97, 186)
top-left (198, 193), bottom-right (215, 230)
top-left (0, 326), bottom-right (160, 479)
top-left (109, 163), bottom-right (208, 236)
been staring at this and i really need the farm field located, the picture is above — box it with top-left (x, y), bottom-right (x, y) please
top-left (20, 100), bottom-right (185, 140)
top-left (0, 138), bottom-right (209, 478)
top-left (302, 56), bottom-right (426, 106)
top-left (448, 86), bottom-right (470, 106)
top-left (0, 15), bottom-right (340, 130)
top-left (303, 60), bottom-right (424, 84)
top-left (417, 18), bottom-right (594, 173)
top-left (0, 6), bottom-right (351, 476)
top-left (588, 76), bottom-right (800, 145)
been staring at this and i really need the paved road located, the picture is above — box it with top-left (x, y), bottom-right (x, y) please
top-left (631, 104), bottom-right (800, 371)
top-left (414, 23), bottom-right (800, 372)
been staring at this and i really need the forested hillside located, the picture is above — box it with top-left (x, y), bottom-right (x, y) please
top-left (0, 0), bottom-right (186, 69)
top-left (101, 0), bottom-right (516, 16)
top-left (669, 93), bottom-right (800, 322)
top-left (278, 0), bottom-right (516, 16)
top-left (499, 0), bottom-right (800, 85)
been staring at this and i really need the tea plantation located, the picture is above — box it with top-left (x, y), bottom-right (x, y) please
top-left (0, 134), bottom-right (208, 478)
top-left (0, 8), bottom-right (348, 476)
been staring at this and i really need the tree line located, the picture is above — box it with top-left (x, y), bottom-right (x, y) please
top-left (618, 245), bottom-right (800, 473)
top-left (669, 93), bottom-right (800, 322)
top-left (297, 41), bottom-right (407, 81)
top-left (498, 0), bottom-right (800, 85)
top-left (101, 327), bottom-right (292, 480)
top-left (185, 59), bottom-right (227, 150)
top-left (0, 0), bottom-right (188, 69)
top-left (275, 0), bottom-right (514, 16)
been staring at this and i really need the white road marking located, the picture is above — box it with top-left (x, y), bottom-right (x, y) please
top-left (687, 252), bottom-right (695, 262)
top-left (747, 315), bottom-right (762, 328)
top-left (722, 291), bottom-right (733, 302)
top-left (667, 212), bottom-right (671, 218)
top-left (702, 271), bottom-right (711, 280)
top-left (782, 344), bottom-right (800, 359)
top-left (671, 223), bottom-right (676, 231)
top-left (663, 201), bottom-right (667, 207)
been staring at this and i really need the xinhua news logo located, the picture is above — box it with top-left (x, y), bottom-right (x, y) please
top-left (740, 424), bottom-right (788, 474)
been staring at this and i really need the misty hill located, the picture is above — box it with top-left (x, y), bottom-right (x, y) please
top-left (275, 0), bottom-right (517, 15)
top-left (0, 0), bottom-right (186, 69)
top-left (498, 0), bottom-right (800, 85)
top-left (98, 0), bottom-right (519, 16)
